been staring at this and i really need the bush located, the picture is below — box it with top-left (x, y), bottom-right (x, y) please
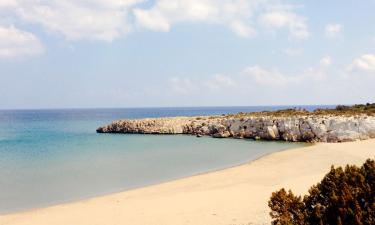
top-left (269, 159), bottom-right (375, 225)
top-left (335, 105), bottom-right (350, 111)
top-left (226, 103), bottom-right (375, 118)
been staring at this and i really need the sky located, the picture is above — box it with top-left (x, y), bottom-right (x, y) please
top-left (0, 0), bottom-right (375, 109)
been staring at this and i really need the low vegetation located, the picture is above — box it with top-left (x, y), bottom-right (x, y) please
top-left (314, 103), bottom-right (375, 116)
top-left (268, 159), bottom-right (375, 225)
top-left (225, 103), bottom-right (375, 118)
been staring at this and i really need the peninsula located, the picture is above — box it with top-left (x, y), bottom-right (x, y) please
top-left (97, 104), bottom-right (375, 143)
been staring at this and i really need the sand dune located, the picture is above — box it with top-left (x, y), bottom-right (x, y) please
top-left (1, 139), bottom-right (374, 225)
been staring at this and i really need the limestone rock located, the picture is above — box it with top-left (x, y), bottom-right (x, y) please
top-left (96, 114), bottom-right (375, 143)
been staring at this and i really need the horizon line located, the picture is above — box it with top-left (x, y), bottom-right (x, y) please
top-left (0, 104), bottom-right (345, 111)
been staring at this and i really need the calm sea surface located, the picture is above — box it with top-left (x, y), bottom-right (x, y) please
top-left (0, 106), bottom-right (329, 214)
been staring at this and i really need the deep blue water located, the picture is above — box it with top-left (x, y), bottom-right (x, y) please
top-left (0, 106), bottom-right (329, 214)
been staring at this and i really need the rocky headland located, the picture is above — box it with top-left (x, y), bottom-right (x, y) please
top-left (97, 105), bottom-right (375, 143)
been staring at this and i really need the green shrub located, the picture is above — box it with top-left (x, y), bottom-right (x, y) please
top-left (269, 159), bottom-right (375, 225)
top-left (224, 103), bottom-right (375, 118)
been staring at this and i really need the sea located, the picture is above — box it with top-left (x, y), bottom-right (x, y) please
top-left (0, 106), bottom-right (331, 214)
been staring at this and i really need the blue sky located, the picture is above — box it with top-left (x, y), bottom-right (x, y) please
top-left (0, 0), bottom-right (375, 109)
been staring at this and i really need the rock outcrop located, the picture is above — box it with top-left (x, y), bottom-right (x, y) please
top-left (97, 115), bottom-right (375, 143)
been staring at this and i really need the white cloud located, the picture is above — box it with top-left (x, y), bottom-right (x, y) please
top-left (348, 54), bottom-right (375, 72)
top-left (204, 74), bottom-right (236, 90)
top-left (258, 9), bottom-right (309, 39)
top-left (0, 25), bottom-right (44, 58)
top-left (0, 0), bottom-right (308, 43)
top-left (134, 0), bottom-right (308, 39)
top-left (242, 66), bottom-right (301, 86)
top-left (319, 56), bottom-right (332, 66)
top-left (135, 0), bottom-right (249, 33)
top-left (11, 0), bottom-right (145, 41)
top-left (325, 23), bottom-right (342, 38)
top-left (169, 77), bottom-right (197, 95)
top-left (133, 9), bottom-right (170, 32)
top-left (229, 20), bottom-right (257, 38)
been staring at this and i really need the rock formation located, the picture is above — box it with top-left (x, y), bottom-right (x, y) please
top-left (97, 114), bottom-right (375, 143)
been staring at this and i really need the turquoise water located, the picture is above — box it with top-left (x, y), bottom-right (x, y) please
top-left (0, 107), bottom-right (320, 214)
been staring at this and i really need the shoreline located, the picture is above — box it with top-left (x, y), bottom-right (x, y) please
top-left (0, 139), bottom-right (307, 216)
top-left (1, 140), bottom-right (374, 225)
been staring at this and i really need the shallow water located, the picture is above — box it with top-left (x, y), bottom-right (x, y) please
top-left (0, 107), bottom-right (321, 214)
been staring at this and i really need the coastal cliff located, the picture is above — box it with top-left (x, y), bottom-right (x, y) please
top-left (97, 112), bottom-right (375, 143)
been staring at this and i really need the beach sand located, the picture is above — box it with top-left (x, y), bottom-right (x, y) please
top-left (1, 139), bottom-right (374, 225)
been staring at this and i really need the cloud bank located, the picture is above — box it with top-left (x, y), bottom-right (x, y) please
top-left (135, 0), bottom-right (309, 39)
top-left (0, 0), bottom-right (310, 58)
top-left (164, 54), bottom-right (375, 105)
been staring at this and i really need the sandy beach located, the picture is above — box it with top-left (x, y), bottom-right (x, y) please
top-left (1, 139), bottom-right (374, 225)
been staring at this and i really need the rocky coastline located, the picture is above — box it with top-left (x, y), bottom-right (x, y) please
top-left (97, 114), bottom-right (375, 143)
